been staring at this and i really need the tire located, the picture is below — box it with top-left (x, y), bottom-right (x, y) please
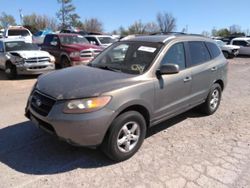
top-left (200, 83), bottom-right (222, 115)
top-left (101, 111), bottom-right (146, 162)
top-left (222, 51), bottom-right (229, 59)
top-left (5, 62), bottom-right (17, 80)
top-left (60, 57), bottom-right (71, 68)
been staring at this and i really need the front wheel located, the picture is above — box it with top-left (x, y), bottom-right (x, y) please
top-left (5, 62), bottom-right (17, 79)
top-left (101, 111), bottom-right (146, 162)
top-left (60, 57), bottom-right (71, 68)
top-left (200, 83), bottom-right (222, 115)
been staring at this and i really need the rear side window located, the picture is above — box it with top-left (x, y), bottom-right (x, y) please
top-left (188, 41), bottom-right (211, 66)
top-left (161, 42), bottom-right (186, 70)
top-left (206, 42), bottom-right (221, 59)
top-left (8, 29), bottom-right (30, 36)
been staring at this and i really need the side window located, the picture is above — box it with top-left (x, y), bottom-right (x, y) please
top-left (206, 42), bottom-right (221, 59)
top-left (44, 35), bottom-right (53, 45)
top-left (87, 37), bottom-right (99, 45)
top-left (161, 43), bottom-right (186, 70)
top-left (188, 41), bottom-right (211, 66)
top-left (0, 42), bottom-right (4, 52)
top-left (233, 40), bottom-right (247, 46)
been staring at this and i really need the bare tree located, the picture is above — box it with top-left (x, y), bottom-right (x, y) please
top-left (128, 20), bottom-right (146, 34)
top-left (0, 12), bottom-right (16, 28)
top-left (229, 24), bottom-right (241, 34)
top-left (156, 12), bottom-right (176, 32)
top-left (144, 22), bottom-right (160, 34)
top-left (82, 18), bottom-right (103, 33)
top-left (201, 31), bottom-right (210, 37)
top-left (23, 14), bottom-right (58, 32)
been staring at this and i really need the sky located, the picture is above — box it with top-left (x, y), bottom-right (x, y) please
top-left (1, 0), bottom-right (250, 34)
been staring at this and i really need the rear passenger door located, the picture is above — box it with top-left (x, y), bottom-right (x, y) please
top-left (186, 41), bottom-right (217, 105)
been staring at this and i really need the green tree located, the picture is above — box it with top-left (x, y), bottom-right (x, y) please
top-left (0, 12), bottom-right (16, 28)
top-left (216, 28), bottom-right (230, 37)
top-left (57, 0), bottom-right (80, 29)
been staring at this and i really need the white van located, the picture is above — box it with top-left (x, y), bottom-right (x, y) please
top-left (3, 26), bottom-right (32, 43)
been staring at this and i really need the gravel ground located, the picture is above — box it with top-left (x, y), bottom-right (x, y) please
top-left (0, 57), bottom-right (250, 188)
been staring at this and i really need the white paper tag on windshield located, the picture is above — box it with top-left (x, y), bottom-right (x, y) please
top-left (138, 46), bottom-right (156, 53)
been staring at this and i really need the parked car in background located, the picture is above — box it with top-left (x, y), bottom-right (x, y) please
top-left (214, 40), bottom-right (240, 58)
top-left (3, 26), bottom-right (33, 43)
top-left (60, 29), bottom-right (88, 36)
top-left (25, 34), bottom-right (228, 161)
top-left (0, 39), bottom-right (55, 79)
top-left (0, 29), bottom-right (4, 38)
top-left (33, 29), bottom-right (54, 44)
top-left (40, 33), bottom-right (102, 68)
top-left (230, 37), bottom-right (250, 55)
top-left (85, 35), bottom-right (117, 48)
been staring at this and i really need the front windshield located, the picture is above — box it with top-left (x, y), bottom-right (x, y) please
top-left (98, 37), bottom-right (116, 44)
top-left (5, 41), bottom-right (39, 51)
top-left (91, 41), bottom-right (163, 75)
top-left (59, 35), bottom-right (89, 45)
top-left (216, 40), bottom-right (225, 47)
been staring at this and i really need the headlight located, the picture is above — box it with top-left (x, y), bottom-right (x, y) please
top-left (63, 96), bottom-right (111, 114)
top-left (49, 55), bottom-right (55, 62)
top-left (69, 51), bottom-right (80, 58)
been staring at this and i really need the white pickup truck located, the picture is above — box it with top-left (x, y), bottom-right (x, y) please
top-left (215, 40), bottom-right (240, 58)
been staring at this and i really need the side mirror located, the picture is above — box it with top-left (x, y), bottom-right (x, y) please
top-left (50, 41), bottom-right (58, 46)
top-left (157, 64), bottom-right (180, 75)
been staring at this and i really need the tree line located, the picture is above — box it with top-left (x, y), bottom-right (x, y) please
top-left (0, 0), bottom-right (248, 37)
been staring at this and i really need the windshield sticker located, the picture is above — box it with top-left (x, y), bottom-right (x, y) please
top-left (138, 46), bottom-right (156, 53)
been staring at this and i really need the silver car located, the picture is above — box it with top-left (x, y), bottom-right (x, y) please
top-left (0, 39), bottom-right (55, 79)
top-left (25, 34), bottom-right (228, 161)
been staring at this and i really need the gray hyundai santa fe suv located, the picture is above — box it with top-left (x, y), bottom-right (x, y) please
top-left (25, 34), bottom-right (228, 161)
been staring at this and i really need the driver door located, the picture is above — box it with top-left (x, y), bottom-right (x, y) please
top-left (153, 42), bottom-right (192, 120)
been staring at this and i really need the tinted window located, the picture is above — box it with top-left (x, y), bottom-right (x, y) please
top-left (0, 41), bottom-right (4, 51)
top-left (161, 43), bottom-right (186, 70)
top-left (86, 37), bottom-right (99, 45)
top-left (44, 35), bottom-right (54, 45)
top-left (8, 29), bottom-right (30, 36)
top-left (188, 41), bottom-right (211, 66)
top-left (232, 40), bottom-right (247, 46)
top-left (206, 42), bottom-right (221, 59)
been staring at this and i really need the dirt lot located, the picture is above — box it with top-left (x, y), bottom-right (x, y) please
top-left (0, 57), bottom-right (250, 188)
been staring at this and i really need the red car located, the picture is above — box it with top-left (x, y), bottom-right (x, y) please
top-left (41, 33), bottom-right (102, 68)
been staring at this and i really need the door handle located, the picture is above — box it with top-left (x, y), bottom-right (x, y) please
top-left (211, 67), bottom-right (217, 71)
top-left (183, 76), bottom-right (192, 82)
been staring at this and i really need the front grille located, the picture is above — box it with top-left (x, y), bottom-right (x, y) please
top-left (32, 114), bottom-right (56, 134)
top-left (25, 57), bottom-right (50, 63)
top-left (31, 91), bottom-right (56, 116)
top-left (80, 49), bottom-right (102, 58)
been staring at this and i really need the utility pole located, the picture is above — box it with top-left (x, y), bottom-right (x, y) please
top-left (19, 9), bottom-right (23, 26)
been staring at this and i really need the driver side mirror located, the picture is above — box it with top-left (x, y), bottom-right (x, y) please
top-left (157, 64), bottom-right (180, 75)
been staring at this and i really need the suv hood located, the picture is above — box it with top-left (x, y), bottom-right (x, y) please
top-left (37, 66), bottom-right (136, 100)
top-left (10, 50), bottom-right (50, 59)
top-left (221, 45), bottom-right (240, 50)
top-left (62, 43), bottom-right (101, 51)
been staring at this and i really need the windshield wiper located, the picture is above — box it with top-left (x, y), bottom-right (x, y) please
top-left (94, 65), bottom-right (121, 72)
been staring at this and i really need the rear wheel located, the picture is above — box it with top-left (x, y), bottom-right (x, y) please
top-left (5, 62), bottom-right (17, 79)
top-left (101, 111), bottom-right (146, 162)
top-left (60, 57), bottom-right (71, 68)
top-left (200, 83), bottom-right (222, 115)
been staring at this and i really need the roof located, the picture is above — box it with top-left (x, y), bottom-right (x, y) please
top-left (124, 33), bottom-right (210, 43)
top-left (48, 33), bottom-right (82, 37)
top-left (232, 37), bottom-right (250, 41)
top-left (85, 35), bottom-right (113, 38)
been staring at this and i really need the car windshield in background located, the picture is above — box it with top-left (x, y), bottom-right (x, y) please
top-left (91, 41), bottom-right (163, 75)
top-left (98, 37), bottom-right (116, 44)
top-left (8, 29), bottom-right (30, 36)
top-left (59, 35), bottom-right (89, 45)
top-left (5, 41), bottom-right (40, 51)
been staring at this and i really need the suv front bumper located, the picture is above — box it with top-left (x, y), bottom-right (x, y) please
top-left (16, 62), bottom-right (55, 75)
